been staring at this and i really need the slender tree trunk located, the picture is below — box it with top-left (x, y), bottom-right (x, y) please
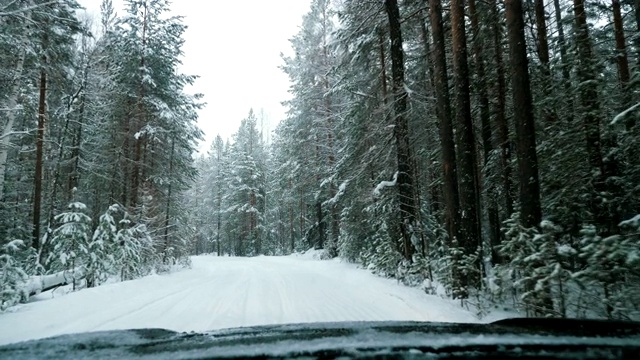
top-left (385, 0), bottom-right (418, 261)
top-left (311, 122), bottom-right (325, 250)
top-left (68, 78), bottom-right (86, 198)
top-left (289, 180), bottom-right (294, 252)
top-left (162, 136), bottom-right (175, 263)
top-left (553, 0), bottom-right (574, 123)
top-left (320, 3), bottom-right (340, 257)
top-left (418, 10), bottom-right (441, 220)
top-left (469, 0), bottom-right (499, 251)
top-left (299, 186), bottom-right (304, 249)
top-left (574, 0), bottom-right (617, 232)
top-left (121, 105), bottom-right (130, 206)
top-left (469, 0), bottom-right (492, 164)
top-left (131, 0), bottom-right (148, 208)
top-left (535, 0), bottom-right (557, 126)
top-left (490, 0), bottom-right (514, 241)
top-left (419, 10), bottom-right (436, 102)
top-left (506, 0), bottom-right (551, 316)
top-left (535, 0), bottom-right (551, 71)
top-left (316, 201), bottom-right (325, 249)
top-left (378, 30), bottom-right (389, 106)
top-left (0, 47), bottom-right (26, 201)
top-left (572, 1), bottom-right (604, 173)
top-left (33, 64), bottom-right (47, 251)
top-left (612, 0), bottom-right (631, 108)
top-left (506, 0), bottom-right (542, 230)
top-left (216, 146), bottom-right (222, 256)
top-left (451, 0), bottom-right (481, 276)
top-left (429, 0), bottom-right (460, 248)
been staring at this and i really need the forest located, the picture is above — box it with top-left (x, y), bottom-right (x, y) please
top-left (1, 0), bottom-right (640, 321)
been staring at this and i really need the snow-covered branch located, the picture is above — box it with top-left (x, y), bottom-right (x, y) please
top-left (611, 102), bottom-right (640, 125)
top-left (324, 181), bottom-right (348, 206)
top-left (0, 1), bottom-right (59, 17)
top-left (373, 172), bottom-right (398, 197)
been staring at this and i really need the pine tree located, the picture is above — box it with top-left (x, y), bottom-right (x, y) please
top-left (46, 201), bottom-right (91, 289)
top-left (86, 205), bottom-right (120, 287)
top-left (450, 0), bottom-right (481, 296)
top-left (220, 111), bottom-right (268, 256)
top-left (384, 0), bottom-right (419, 262)
top-left (429, 0), bottom-right (460, 252)
top-left (0, 240), bottom-right (28, 310)
top-left (114, 215), bottom-right (155, 281)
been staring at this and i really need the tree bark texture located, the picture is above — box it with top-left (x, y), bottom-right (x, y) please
top-left (451, 0), bottom-right (481, 259)
top-left (506, 0), bottom-right (543, 230)
top-left (385, 0), bottom-right (418, 261)
top-left (429, 0), bottom-right (460, 248)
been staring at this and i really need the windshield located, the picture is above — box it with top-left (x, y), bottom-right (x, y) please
top-left (1, 0), bottom-right (639, 348)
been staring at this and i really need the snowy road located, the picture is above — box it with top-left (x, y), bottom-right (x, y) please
top-left (0, 254), bottom-right (478, 345)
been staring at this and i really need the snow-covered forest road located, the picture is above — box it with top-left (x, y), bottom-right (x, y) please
top-left (0, 254), bottom-right (478, 345)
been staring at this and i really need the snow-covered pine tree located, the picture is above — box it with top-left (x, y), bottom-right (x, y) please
top-left (493, 212), bottom-right (536, 313)
top-left (223, 110), bottom-right (267, 256)
top-left (360, 193), bottom-right (402, 278)
top-left (519, 220), bottom-right (572, 318)
top-left (46, 201), bottom-right (91, 290)
top-left (86, 205), bottom-right (120, 287)
top-left (576, 215), bottom-right (640, 320)
top-left (0, 240), bottom-right (28, 310)
top-left (114, 215), bottom-right (155, 281)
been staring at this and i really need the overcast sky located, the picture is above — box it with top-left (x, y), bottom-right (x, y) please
top-left (77, 0), bottom-right (311, 153)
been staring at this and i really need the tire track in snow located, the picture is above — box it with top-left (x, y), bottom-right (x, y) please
top-left (90, 274), bottom-right (225, 332)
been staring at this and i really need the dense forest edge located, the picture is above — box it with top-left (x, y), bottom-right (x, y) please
top-left (2, 0), bottom-right (640, 322)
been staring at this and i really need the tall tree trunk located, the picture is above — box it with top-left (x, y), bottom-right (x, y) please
top-left (379, 30), bottom-right (389, 107)
top-left (490, 0), bottom-right (514, 247)
top-left (320, 2), bottom-right (340, 257)
top-left (573, 3), bottom-right (606, 183)
top-left (612, 0), bottom-right (631, 108)
top-left (469, 0), bottom-right (492, 164)
top-left (469, 0), bottom-right (499, 250)
top-left (535, 0), bottom-right (557, 126)
top-left (131, 0), bottom-right (148, 208)
top-left (429, 0), bottom-right (460, 248)
top-left (316, 201), bottom-right (325, 249)
top-left (0, 46), bottom-right (26, 201)
top-left (216, 145), bottom-right (222, 256)
top-left (68, 78), bottom-right (86, 198)
top-left (451, 0), bottom-right (481, 280)
top-left (574, 0), bottom-right (618, 232)
top-left (289, 179), bottom-right (294, 253)
top-left (121, 101), bottom-right (132, 206)
top-left (299, 187), bottom-right (304, 250)
top-left (32, 65), bottom-right (47, 251)
top-left (418, 10), bottom-right (441, 220)
top-left (506, 0), bottom-right (551, 316)
top-left (534, 0), bottom-right (550, 70)
top-left (553, 0), bottom-right (574, 123)
top-left (506, 0), bottom-right (542, 230)
top-left (162, 136), bottom-right (175, 263)
top-left (418, 10), bottom-right (436, 104)
top-left (385, 0), bottom-right (418, 262)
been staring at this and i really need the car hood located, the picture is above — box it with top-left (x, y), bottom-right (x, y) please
top-left (1, 318), bottom-right (639, 359)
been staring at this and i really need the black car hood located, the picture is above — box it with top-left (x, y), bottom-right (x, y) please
top-left (1, 318), bottom-right (639, 359)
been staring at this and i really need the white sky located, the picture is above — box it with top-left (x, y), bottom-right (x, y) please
top-left (77, 0), bottom-right (311, 153)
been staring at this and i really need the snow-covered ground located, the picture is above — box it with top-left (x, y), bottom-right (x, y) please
top-left (0, 253), bottom-right (479, 345)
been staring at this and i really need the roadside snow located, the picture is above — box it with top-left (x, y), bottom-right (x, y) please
top-left (0, 255), bottom-right (479, 345)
